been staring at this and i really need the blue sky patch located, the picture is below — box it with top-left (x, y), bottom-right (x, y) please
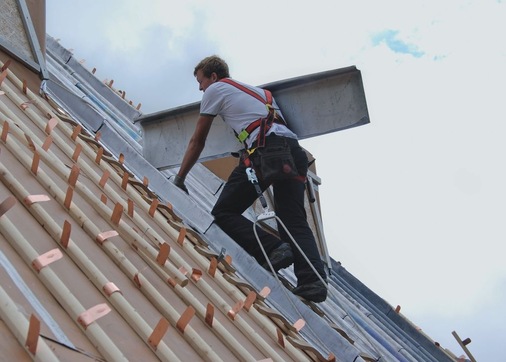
top-left (372, 29), bottom-right (424, 58)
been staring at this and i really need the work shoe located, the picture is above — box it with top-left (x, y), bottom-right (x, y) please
top-left (292, 279), bottom-right (328, 303)
top-left (262, 243), bottom-right (294, 272)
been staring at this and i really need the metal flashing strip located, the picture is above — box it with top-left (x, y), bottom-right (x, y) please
top-left (0, 38), bottom-right (41, 73)
top-left (43, 79), bottom-right (105, 132)
top-left (46, 35), bottom-right (142, 120)
top-left (15, 0), bottom-right (48, 79)
top-left (0, 250), bottom-right (75, 348)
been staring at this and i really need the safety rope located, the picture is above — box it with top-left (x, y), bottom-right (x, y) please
top-left (247, 167), bottom-right (385, 360)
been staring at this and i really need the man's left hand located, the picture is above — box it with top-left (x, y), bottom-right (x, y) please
top-left (173, 175), bottom-right (189, 194)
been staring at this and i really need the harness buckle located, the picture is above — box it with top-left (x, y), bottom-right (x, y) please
top-left (237, 129), bottom-right (249, 142)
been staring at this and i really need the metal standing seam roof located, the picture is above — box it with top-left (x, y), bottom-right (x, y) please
top-left (0, 40), bottom-right (467, 361)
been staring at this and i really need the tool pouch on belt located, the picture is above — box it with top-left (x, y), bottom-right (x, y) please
top-left (250, 138), bottom-right (298, 182)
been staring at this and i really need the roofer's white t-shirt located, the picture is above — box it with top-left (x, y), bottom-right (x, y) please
top-left (200, 78), bottom-right (297, 148)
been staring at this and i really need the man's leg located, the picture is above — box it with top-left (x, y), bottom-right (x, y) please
top-left (211, 164), bottom-right (282, 264)
top-left (269, 136), bottom-right (327, 302)
top-left (273, 178), bottom-right (327, 285)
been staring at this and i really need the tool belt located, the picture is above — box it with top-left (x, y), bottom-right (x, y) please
top-left (243, 135), bottom-right (299, 183)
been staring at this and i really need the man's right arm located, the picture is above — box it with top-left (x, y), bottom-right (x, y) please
top-left (173, 114), bottom-right (214, 193)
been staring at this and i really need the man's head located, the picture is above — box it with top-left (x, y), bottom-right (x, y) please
top-left (194, 55), bottom-right (230, 91)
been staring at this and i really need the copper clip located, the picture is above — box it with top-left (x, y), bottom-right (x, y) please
top-left (176, 306), bottom-right (195, 334)
top-left (31, 152), bottom-right (40, 175)
top-left (177, 227), bottom-right (186, 246)
top-left (244, 291), bottom-right (257, 312)
top-left (61, 220), bottom-right (71, 249)
top-left (148, 198), bottom-right (159, 217)
top-left (127, 199), bottom-right (134, 217)
top-left (0, 196), bottom-right (16, 217)
top-left (77, 303), bottom-right (111, 330)
top-left (103, 282), bottom-right (122, 297)
top-left (68, 165), bottom-right (80, 187)
top-left (111, 203), bottom-right (123, 225)
top-left (205, 303), bottom-right (214, 327)
top-left (1, 121), bottom-right (9, 142)
top-left (64, 186), bottom-right (73, 209)
top-left (24, 194), bottom-right (50, 206)
top-left (71, 125), bottom-right (81, 141)
top-left (32, 249), bottom-right (63, 273)
top-left (293, 319), bottom-right (306, 332)
top-left (227, 300), bottom-right (244, 320)
top-left (99, 170), bottom-right (110, 188)
top-left (191, 268), bottom-right (202, 282)
top-left (208, 257), bottom-right (218, 277)
top-left (72, 143), bottom-right (82, 162)
top-left (95, 147), bottom-right (103, 164)
top-left (121, 172), bottom-right (129, 190)
top-left (96, 230), bottom-right (119, 245)
top-left (26, 314), bottom-right (40, 355)
top-left (156, 243), bottom-right (170, 266)
top-left (42, 136), bottom-right (53, 151)
top-left (148, 318), bottom-right (170, 350)
top-left (45, 118), bottom-right (58, 134)
top-left (259, 287), bottom-right (271, 299)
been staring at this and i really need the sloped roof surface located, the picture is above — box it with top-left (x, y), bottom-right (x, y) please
top-left (0, 32), bottom-right (465, 361)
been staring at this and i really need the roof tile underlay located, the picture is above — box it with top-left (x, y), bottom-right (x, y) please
top-left (0, 63), bottom-right (327, 361)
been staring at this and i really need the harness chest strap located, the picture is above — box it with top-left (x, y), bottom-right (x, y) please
top-left (219, 78), bottom-right (286, 145)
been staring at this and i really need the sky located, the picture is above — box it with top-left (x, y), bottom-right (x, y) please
top-left (46, 1), bottom-right (505, 360)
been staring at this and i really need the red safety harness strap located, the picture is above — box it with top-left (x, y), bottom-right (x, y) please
top-left (219, 78), bottom-right (286, 148)
top-left (220, 78), bottom-right (270, 104)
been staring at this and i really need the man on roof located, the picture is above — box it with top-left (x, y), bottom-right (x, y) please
top-left (174, 55), bottom-right (327, 302)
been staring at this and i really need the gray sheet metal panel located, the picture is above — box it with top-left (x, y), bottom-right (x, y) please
top-left (16, 0), bottom-right (48, 79)
top-left (139, 102), bottom-right (241, 170)
top-left (46, 35), bottom-right (142, 122)
top-left (330, 260), bottom-right (453, 362)
top-left (45, 35), bottom-right (73, 64)
top-left (136, 66), bottom-right (370, 170)
top-left (265, 67), bottom-right (369, 138)
top-left (97, 123), bottom-right (215, 234)
top-left (43, 79), bottom-right (105, 132)
top-left (329, 266), bottom-right (433, 361)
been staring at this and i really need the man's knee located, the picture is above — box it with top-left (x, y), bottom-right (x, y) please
top-left (211, 206), bottom-right (228, 226)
